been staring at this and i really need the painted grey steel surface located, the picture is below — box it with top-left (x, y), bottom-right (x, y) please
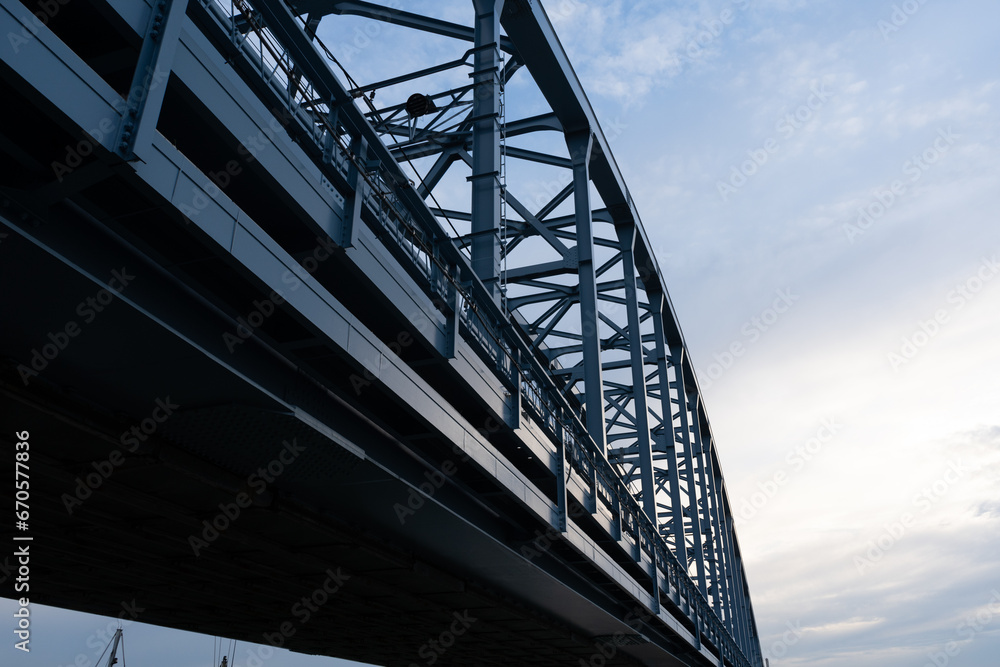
top-left (0, 0), bottom-right (762, 665)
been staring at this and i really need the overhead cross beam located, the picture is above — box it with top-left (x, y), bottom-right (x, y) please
top-left (291, 0), bottom-right (519, 53)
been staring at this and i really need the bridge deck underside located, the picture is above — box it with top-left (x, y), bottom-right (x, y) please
top-left (0, 207), bottom-right (689, 667)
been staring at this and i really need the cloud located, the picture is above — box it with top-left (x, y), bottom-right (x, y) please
top-left (746, 424), bottom-right (1000, 666)
top-left (548, 0), bottom-right (691, 106)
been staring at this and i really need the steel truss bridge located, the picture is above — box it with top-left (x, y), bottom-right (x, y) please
top-left (0, 0), bottom-right (763, 665)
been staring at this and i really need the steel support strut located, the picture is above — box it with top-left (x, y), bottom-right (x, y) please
top-left (116, 0), bottom-right (188, 160)
top-left (616, 224), bottom-right (656, 522)
top-left (567, 130), bottom-right (606, 455)
top-left (672, 344), bottom-right (708, 595)
top-left (705, 443), bottom-right (734, 627)
top-left (650, 292), bottom-right (685, 553)
top-left (0, 0), bottom-right (766, 662)
top-left (736, 551), bottom-right (753, 656)
top-left (722, 511), bottom-right (750, 654)
top-left (469, 0), bottom-right (504, 300)
top-left (719, 504), bottom-right (742, 642)
top-left (691, 398), bottom-right (719, 609)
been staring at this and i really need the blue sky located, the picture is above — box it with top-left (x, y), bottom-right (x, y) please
top-left (560, 1), bottom-right (1000, 665)
top-left (5, 1), bottom-right (1000, 666)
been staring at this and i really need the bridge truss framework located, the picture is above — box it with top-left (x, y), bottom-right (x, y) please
top-left (0, 0), bottom-right (763, 665)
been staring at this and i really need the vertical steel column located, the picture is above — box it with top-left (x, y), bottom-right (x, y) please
top-left (722, 512), bottom-right (751, 655)
top-left (735, 552), bottom-right (753, 657)
top-left (717, 501), bottom-right (742, 641)
top-left (706, 450), bottom-right (735, 632)
top-left (116, 0), bottom-right (188, 160)
top-left (469, 0), bottom-right (504, 300)
top-left (650, 293), bottom-right (685, 551)
top-left (671, 346), bottom-right (708, 596)
top-left (747, 601), bottom-right (763, 667)
top-left (746, 607), bottom-right (760, 667)
top-left (616, 224), bottom-right (656, 522)
top-left (691, 398), bottom-right (720, 614)
top-left (567, 130), bottom-right (606, 454)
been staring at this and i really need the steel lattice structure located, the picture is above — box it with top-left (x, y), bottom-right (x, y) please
top-left (0, 0), bottom-right (762, 664)
top-left (283, 2), bottom-right (763, 662)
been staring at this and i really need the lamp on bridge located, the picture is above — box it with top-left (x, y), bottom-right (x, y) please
top-left (406, 93), bottom-right (438, 117)
top-left (406, 93), bottom-right (438, 141)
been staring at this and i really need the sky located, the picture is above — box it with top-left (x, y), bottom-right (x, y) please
top-left (4, 0), bottom-right (1000, 666)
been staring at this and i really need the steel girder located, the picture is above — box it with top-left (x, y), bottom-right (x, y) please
top-left (2, 0), bottom-right (761, 662)
top-left (266, 1), bottom-right (762, 664)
